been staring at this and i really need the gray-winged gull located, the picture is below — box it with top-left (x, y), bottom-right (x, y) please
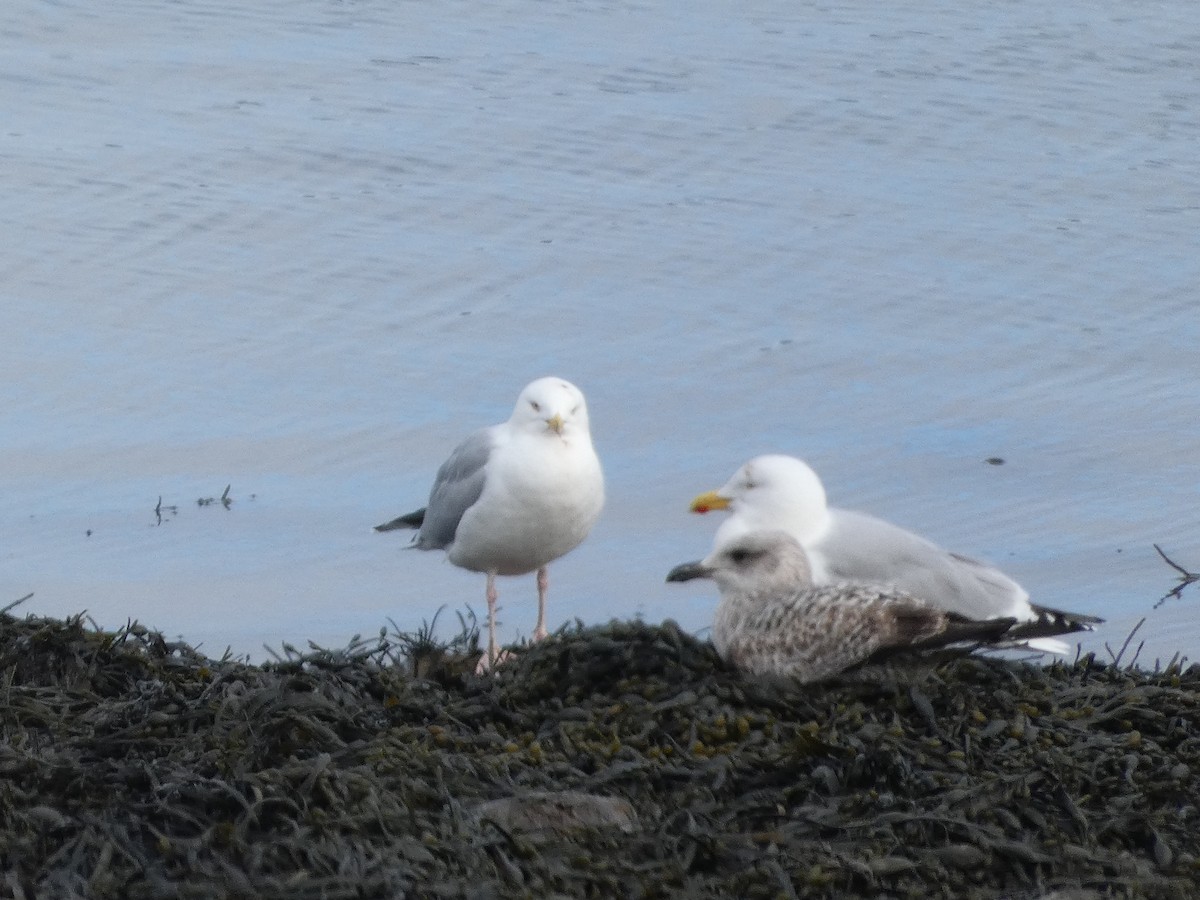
top-left (376, 377), bottom-right (604, 668)
top-left (667, 530), bottom-right (1017, 682)
top-left (688, 454), bottom-right (1101, 653)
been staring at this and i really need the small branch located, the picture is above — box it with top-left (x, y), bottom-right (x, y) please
top-left (2, 593), bottom-right (35, 615)
top-left (1105, 617), bottom-right (1145, 668)
top-left (153, 496), bottom-right (178, 526)
top-left (1152, 544), bottom-right (1200, 609)
top-left (197, 485), bottom-right (233, 509)
top-left (1154, 543), bottom-right (1194, 577)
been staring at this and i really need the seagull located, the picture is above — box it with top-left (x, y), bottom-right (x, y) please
top-left (687, 454), bottom-right (1101, 653)
top-left (376, 377), bottom-right (604, 668)
top-left (667, 530), bottom-right (1017, 682)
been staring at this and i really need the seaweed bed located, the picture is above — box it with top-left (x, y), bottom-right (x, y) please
top-left (2, 608), bottom-right (1199, 899)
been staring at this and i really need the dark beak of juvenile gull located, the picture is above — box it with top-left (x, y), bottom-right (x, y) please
top-left (666, 560), bottom-right (713, 583)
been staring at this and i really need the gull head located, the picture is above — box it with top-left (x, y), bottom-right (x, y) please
top-left (690, 455), bottom-right (829, 543)
top-left (511, 376), bottom-right (591, 440)
top-left (667, 530), bottom-right (814, 597)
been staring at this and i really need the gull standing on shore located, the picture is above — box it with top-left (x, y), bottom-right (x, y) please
top-left (376, 377), bottom-right (604, 668)
top-left (667, 530), bottom-right (1017, 682)
top-left (688, 455), bottom-right (1101, 652)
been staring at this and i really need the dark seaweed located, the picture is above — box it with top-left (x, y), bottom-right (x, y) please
top-left (2, 608), bottom-right (1198, 899)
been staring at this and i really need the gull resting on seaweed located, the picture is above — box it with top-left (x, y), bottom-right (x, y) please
top-left (688, 454), bottom-right (1102, 654)
top-left (667, 530), bottom-right (1018, 682)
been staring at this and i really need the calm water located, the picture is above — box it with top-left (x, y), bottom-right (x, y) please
top-left (3, 0), bottom-right (1199, 663)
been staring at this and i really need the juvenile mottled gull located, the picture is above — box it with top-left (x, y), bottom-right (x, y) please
top-left (667, 530), bottom-right (1017, 682)
top-left (689, 455), bottom-right (1102, 653)
top-left (376, 377), bottom-right (604, 667)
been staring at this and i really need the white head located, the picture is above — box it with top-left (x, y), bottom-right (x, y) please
top-left (509, 377), bottom-right (592, 441)
top-left (667, 530), bottom-right (814, 597)
top-left (691, 454), bottom-right (830, 545)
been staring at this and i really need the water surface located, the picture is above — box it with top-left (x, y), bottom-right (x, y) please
top-left (3, 0), bottom-right (1198, 662)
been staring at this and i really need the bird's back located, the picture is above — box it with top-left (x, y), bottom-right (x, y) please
top-left (713, 581), bottom-right (929, 681)
top-left (811, 508), bottom-right (1032, 621)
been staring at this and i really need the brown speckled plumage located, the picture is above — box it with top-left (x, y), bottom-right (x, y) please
top-left (668, 531), bottom-right (1016, 682)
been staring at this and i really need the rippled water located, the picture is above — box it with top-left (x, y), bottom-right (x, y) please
top-left (3, 0), bottom-right (1198, 662)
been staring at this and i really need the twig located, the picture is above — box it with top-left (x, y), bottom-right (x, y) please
top-left (1105, 617), bottom-right (1145, 668)
top-left (1152, 544), bottom-right (1200, 609)
top-left (197, 485), bottom-right (233, 509)
top-left (2, 593), bottom-right (35, 615)
top-left (153, 496), bottom-right (178, 526)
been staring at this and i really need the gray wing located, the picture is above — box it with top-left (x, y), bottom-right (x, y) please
top-left (413, 427), bottom-right (495, 551)
top-left (818, 509), bottom-right (1027, 620)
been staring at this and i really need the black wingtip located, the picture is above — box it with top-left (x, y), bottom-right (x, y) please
top-left (374, 507), bottom-right (427, 532)
top-left (943, 615), bottom-right (1021, 647)
top-left (890, 610), bottom-right (1019, 654)
top-left (1013, 604), bottom-right (1104, 641)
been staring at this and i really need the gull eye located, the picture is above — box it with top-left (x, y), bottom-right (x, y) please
top-left (728, 548), bottom-right (755, 565)
top-left (530, 400), bottom-right (541, 412)
top-left (571, 405), bottom-right (579, 415)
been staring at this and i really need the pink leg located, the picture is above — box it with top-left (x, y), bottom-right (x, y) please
top-left (485, 572), bottom-right (499, 665)
top-left (533, 566), bottom-right (549, 642)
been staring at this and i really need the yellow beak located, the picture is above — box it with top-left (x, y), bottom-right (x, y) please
top-left (689, 491), bottom-right (730, 514)
top-left (546, 413), bottom-right (564, 435)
